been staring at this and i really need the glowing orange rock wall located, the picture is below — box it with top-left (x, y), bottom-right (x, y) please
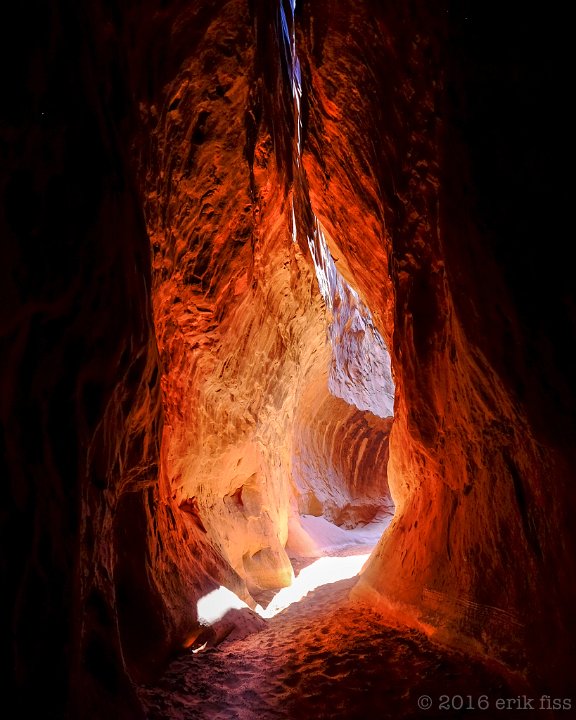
top-left (299, 0), bottom-right (576, 692)
top-left (137, 0), bottom-right (392, 599)
top-left (139, 1), bottom-right (318, 595)
top-left (3, 1), bottom-right (574, 717)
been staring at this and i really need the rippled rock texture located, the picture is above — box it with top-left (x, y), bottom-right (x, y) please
top-left (291, 375), bottom-right (393, 528)
top-left (137, 0), bottom-right (392, 600)
top-left (1, 0), bottom-right (574, 718)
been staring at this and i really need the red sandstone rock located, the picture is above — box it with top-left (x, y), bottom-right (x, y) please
top-left (299, 0), bottom-right (576, 694)
top-left (136, 0), bottom-right (393, 604)
top-left (2, 1), bottom-right (575, 718)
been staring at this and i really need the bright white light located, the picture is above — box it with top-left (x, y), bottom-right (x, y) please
top-left (197, 585), bottom-right (251, 625)
top-left (256, 554), bottom-right (370, 619)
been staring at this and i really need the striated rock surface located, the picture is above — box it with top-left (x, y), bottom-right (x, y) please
top-left (291, 370), bottom-right (393, 529)
top-left (306, 219), bottom-right (395, 418)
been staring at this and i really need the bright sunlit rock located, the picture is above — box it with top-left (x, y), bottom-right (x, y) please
top-left (197, 585), bottom-right (252, 625)
top-left (307, 222), bottom-right (395, 418)
top-left (256, 553), bottom-right (371, 619)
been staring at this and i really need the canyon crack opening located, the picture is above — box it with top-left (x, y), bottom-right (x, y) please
top-left (4, 0), bottom-right (573, 718)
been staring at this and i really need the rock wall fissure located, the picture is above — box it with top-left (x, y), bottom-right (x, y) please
top-left (307, 221), bottom-right (395, 418)
top-left (4, 3), bottom-right (576, 716)
top-left (283, 0), bottom-right (395, 420)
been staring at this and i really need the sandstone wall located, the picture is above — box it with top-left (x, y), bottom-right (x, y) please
top-left (2, 2), bottom-right (573, 717)
top-left (299, 0), bottom-right (575, 691)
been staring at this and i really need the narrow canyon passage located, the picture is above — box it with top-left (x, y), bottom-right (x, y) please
top-left (2, 1), bottom-right (575, 719)
top-left (140, 0), bottom-right (398, 631)
top-left (139, 571), bottom-right (531, 720)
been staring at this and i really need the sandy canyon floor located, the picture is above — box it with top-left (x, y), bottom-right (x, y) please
top-left (139, 519), bottom-right (541, 720)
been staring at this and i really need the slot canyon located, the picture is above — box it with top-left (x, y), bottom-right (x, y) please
top-left (1, 1), bottom-right (574, 718)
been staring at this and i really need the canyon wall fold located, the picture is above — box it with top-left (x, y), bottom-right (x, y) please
top-left (299, 0), bottom-right (575, 692)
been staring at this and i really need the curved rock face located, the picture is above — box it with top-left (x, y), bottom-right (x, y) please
top-left (139, 0), bottom-right (313, 595)
top-left (306, 220), bottom-right (395, 418)
top-left (0, 2), bottom-right (398, 715)
top-left (291, 371), bottom-right (393, 528)
top-left (2, 0), bottom-right (574, 717)
top-left (299, 0), bottom-right (576, 692)
top-left (136, 0), bottom-right (391, 598)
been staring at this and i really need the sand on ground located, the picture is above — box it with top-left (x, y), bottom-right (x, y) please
top-left (139, 518), bottom-right (536, 720)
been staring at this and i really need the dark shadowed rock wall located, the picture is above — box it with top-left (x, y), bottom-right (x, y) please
top-left (299, 0), bottom-right (575, 693)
